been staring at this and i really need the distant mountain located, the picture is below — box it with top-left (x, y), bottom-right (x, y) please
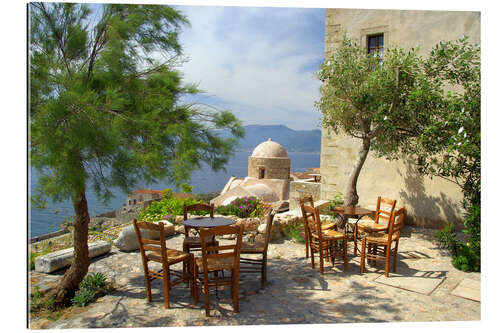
top-left (222, 125), bottom-right (321, 153)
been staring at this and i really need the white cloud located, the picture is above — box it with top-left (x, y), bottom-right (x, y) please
top-left (175, 5), bottom-right (325, 130)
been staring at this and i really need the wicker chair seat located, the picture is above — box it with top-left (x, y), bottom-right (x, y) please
top-left (322, 222), bottom-right (337, 230)
top-left (320, 229), bottom-right (345, 240)
top-left (358, 222), bottom-right (388, 233)
top-left (365, 232), bottom-right (395, 244)
top-left (241, 241), bottom-right (265, 254)
top-left (146, 249), bottom-right (190, 264)
top-left (195, 256), bottom-right (235, 272)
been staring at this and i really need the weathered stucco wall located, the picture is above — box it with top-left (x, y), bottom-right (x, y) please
top-left (289, 181), bottom-right (321, 211)
top-left (321, 9), bottom-right (480, 229)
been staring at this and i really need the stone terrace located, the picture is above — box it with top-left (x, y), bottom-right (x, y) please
top-left (29, 226), bottom-right (480, 328)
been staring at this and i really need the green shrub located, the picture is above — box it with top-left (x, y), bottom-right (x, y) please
top-left (283, 220), bottom-right (305, 243)
top-left (452, 244), bottom-right (480, 272)
top-left (71, 272), bottom-right (108, 307)
top-left (216, 196), bottom-right (260, 218)
top-left (180, 183), bottom-right (193, 193)
top-left (72, 288), bottom-right (96, 307)
top-left (435, 221), bottom-right (459, 256)
top-left (138, 187), bottom-right (201, 222)
top-left (436, 204), bottom-right (480, 272)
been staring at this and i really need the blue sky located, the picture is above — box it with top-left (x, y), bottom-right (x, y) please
top-left (174, 5), bottom-right (326, 130)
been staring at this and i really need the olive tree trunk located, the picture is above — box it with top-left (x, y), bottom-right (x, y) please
top-left (48, 190), bottom-right (91, 306)
top-left (339, 137), bottom-right (371, 229)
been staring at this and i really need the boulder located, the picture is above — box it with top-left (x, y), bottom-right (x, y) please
top-left (257, 220), bottom-right (282, 241)
top-left (175, 215), bottom-right (184, 224)
top-left (114, 221), bottom-right (174, 251)
top-left (174, 224), bottom-right (185, 234)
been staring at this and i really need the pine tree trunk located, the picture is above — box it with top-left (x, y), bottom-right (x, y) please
top-left (48, 190), bottom-right (91, 306)
top-left (339, 137), bottom-right (371, 228)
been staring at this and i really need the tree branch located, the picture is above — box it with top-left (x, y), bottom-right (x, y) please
top-left (39, 3), bottom-right (73, 79)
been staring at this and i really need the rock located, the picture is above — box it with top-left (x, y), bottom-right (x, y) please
top-left (175, 216), bottom-right (184, 224)
top-left (35, 241), bottom-right (111, 273)
top-left (113, 222), bottom-right (174, 251)
top-left (174, 225), bottom-right (185, 234)
top-left (243, 233), bottom-right (256, 243)
top-left (257, 220), bottom-right (282, 241)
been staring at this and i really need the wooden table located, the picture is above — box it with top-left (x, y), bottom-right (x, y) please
top-left (182, 216), bottom-right (235, 228)
top-left (331, 206), bottom-right (373, 255)
top-left (182, 217), bottom-right (236, 245)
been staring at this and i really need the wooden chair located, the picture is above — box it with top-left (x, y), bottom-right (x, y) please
top-left (354, 197), bottom-right (396, 254)
top-left (302, 205), bottom-right (348, 274)
top-left (360, 207), bottom-right (406, 277)
top-left (133, 219), bottom-right (194, 309)
top-left (299, 196), bottom-right (337, 258)
top-left (193, 225), bottom-right (243, 316)
top-left (239, 211), bottom-right (275, 288)
top-left (182, 203), bottom-right (218, 254)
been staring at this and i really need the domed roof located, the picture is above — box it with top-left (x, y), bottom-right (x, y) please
top-left (251, 138), bottom-right (288, 158)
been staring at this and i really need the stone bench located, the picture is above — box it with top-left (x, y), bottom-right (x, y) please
top-left (34, 241), bottom-right (111, 273)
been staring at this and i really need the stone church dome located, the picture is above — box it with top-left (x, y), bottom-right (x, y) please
top-left (251, 138), bottom-right (288, 158)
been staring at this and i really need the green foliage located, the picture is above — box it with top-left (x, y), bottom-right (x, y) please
top-left (435, 221), bottom-right (459, 256)
top-left (162, 188), bottom-right (173, 199)
top-left (30, 3), bottom-right (244, 206)
top-left (216, 196), bottom-right (260, 218)
top-left (71, 272), bottom-right (108, 307)
top-left (316, 36), bottom-right (441, 206)
top-left (452, 243), bottom-right (480, 272)
top-left (138, 188), bottom-right (201, 221)
top-left (283, 220), bottom-right (305, 243)
top-left (180, 183), bottom-right (193, 193)
top-left (29, 2), bottom-right (243, 301)
top-left (402, 37), bottom-right (480, 208)
top-left (30, 287), bottom-right (56, 313)
top-left (435, 204), bottom-right (480, 272)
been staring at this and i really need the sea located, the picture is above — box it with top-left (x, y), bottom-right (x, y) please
top-left (29, 150), bottom-right (320, 237)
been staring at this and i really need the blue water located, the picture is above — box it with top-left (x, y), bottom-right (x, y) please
top-left (29, 150), bottom-right (320, 237)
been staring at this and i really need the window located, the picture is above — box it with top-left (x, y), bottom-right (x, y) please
top-left (259, 168), bottom-right (265, 179)
top-left (367, 34), bottom-right (384, 56)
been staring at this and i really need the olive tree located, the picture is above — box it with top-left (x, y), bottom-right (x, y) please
top-left (29, 3), bottom-right (243, 305)
top-left (316, 37), bottom-right (441, 226)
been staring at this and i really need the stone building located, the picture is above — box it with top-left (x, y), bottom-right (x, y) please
top-left (320, 9), bottom-right (480, 228)
top-left (211, 139), bottom-right (291, 207)
top-left (124, 189), bottom-right (163, 211)
top-left (248, 138), bottom-right (291, 180)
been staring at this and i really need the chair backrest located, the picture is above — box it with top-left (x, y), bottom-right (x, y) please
top-left (299, 195), bottom-right (315, 208)
top-left (300, 201), bottom-right (314, 237)
top-left (183, 203), bottom-right (214, 236)
top-left (387, 207), bottom-right (406, 241)
top-left (262, 212), bottom-right (276, 253)
top-left (301, 204), bottom-right (323, 243)
top-left (133, 219), bottom-right (168, 265)
top-left (183, 202), bottom-right (214, 220)
top-left (374, 197), bottom-right (397, 225)
top-left (199, 225), bottom-right (243, 272)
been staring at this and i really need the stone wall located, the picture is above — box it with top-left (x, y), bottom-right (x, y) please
top-left (289, 180), bottom-right (321, 211)
top-left (248, 156), bottom-right (290, 180)
top-left (321, 9), bottom-right (480, 229)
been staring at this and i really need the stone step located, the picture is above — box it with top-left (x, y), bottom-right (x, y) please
top-left (34, 241), bottom-right (111, 273)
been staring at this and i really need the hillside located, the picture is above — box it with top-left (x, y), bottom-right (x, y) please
top-left (230, 125), bottom-right (321, 153)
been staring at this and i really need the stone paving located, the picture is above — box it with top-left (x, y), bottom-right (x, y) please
top-left (29, 226), bottom-right (480, 328)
